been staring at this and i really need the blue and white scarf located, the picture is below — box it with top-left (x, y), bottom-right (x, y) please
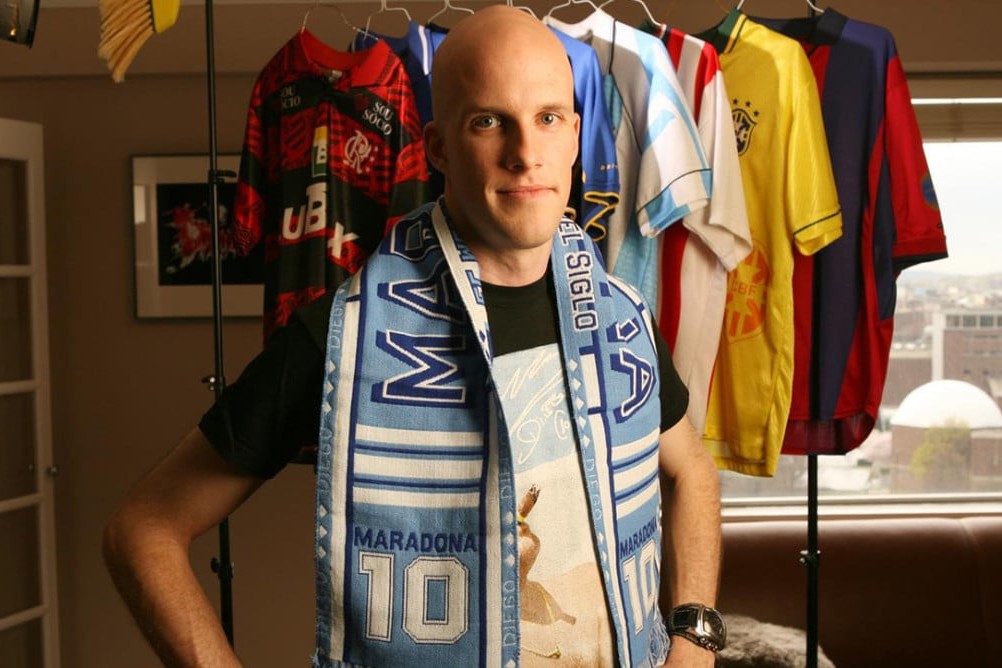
top-left (314, 201), bottom-right (668, 667)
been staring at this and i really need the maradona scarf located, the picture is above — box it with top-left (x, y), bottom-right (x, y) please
top-left (314, 201), bottom-right (668, 667)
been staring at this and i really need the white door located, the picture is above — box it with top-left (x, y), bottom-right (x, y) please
top-left (0, 117), bottom-right (61, 667)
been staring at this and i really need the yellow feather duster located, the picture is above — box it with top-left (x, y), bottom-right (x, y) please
top-left (98, 0), bottom-right (180, 82)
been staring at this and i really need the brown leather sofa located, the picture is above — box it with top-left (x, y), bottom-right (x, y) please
top-left (709, 516), bottom-right (1002, 667)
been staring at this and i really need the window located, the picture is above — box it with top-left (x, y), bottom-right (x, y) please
top-left (720, 95), bottom-right (1002, 506)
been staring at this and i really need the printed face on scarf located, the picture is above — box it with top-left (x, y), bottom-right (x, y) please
top-left (425, 8), bottom-right (580, 274)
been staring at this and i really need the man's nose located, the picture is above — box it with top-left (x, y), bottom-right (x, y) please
top-left (504, 123), bottom-right (543, 171)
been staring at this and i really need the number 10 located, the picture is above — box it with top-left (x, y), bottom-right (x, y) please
top-left (621, 539), bottom-right (658, 634)
top-left (359, 552), bottom-right (470, 644)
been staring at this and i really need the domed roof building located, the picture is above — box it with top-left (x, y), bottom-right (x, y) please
top-left (891, 379), bottom-right (1002, 430)
top-left (887, 380), bottom-right (1002, 493)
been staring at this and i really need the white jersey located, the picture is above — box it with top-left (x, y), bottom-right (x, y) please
top-left (644, 22), bottom-right (752, 437)
top-left (545, 10), bottom-right (711, 309)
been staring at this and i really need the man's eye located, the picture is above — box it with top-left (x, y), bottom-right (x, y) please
top-left (541, 113), bottom-right (558, 125)
top-left (472, 116), bottom-right (500, 130)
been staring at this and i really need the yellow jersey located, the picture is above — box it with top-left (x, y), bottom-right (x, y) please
top-left (698, 10), bottom-right (842, 476)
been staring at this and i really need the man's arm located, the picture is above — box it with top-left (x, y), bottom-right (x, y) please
top-left (658, 415), bottom-right (722, 667)
top-left (103, 427), bottom-right (265, 667)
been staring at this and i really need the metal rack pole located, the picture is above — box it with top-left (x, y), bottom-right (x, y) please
top-left (801, 454), bottom-right (820, 668)
top-left (803, 2), bottom-right (822, 663)
top-left (201, 0), bottom-right (236, 645)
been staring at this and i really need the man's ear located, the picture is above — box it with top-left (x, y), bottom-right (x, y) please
top-left (424, 121), bottom-right (447, 174)
top-left (571, 111), bottom-right (582, 164)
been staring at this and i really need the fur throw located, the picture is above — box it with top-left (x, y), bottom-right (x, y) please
top-left (715, 614), bottom-right (835, 668)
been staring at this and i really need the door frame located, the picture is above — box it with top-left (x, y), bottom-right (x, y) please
top-left (0, 116), bottom-right (61, 668)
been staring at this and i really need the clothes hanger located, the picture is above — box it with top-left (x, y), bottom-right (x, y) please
top-left (597, 0), bottom-right (656, 25)
top-left (301, 0), bottom-right (364, 35)
top-left (363, 0), bottom-right (412, 39)
top-left (426, 0), bottom-right (475, 26)
top-left (506, 0), bottom-right (537, 19)
top-left (736, 0), bottom-right (823, 13)
top-left (545, 0), bottom-right (602, 20)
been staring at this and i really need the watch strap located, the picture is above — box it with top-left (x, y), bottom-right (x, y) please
top-left (669, 628), bottom-right (725, 652)
top-left (669, 628), bottom-right (723, 653)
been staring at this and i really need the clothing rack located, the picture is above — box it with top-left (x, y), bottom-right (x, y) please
top-left (803, 454), bottom-right (820, 668)
top-left (799, 9), bottom-right (821, 667)
top-left (200, 0), bottom-right (236, 645)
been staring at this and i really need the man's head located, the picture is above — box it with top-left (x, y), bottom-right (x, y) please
top-left (424, 6), bottom-right (580, 280)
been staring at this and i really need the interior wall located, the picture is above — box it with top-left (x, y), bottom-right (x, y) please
top-left (0, 2), bottom-right (999, 667)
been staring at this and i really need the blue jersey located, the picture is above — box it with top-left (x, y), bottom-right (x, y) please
top-left (550, 28), bottom-right (621, 242)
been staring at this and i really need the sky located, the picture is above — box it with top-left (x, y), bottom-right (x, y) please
top-left (914, 141), bottom-right (1002, 277)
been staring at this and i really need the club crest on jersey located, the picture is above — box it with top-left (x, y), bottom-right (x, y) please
top-left (344, 130), bottom-right (373, 175)
top-left (921, 171), bottom-right (940, 211)
top-left (724, 240), bottom-right (769, 342)
top-left (732, 99), bottom-right (760, 156)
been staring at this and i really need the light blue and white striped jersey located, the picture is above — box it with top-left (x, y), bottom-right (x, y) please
top-left (545, 10), bottom-right (712, 308)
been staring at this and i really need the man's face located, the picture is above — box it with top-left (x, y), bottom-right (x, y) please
top-left (425, 38), bottom-right (580, 261)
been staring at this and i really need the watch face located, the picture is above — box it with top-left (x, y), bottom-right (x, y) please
top-left (702, 609), bottom-right (727, 642)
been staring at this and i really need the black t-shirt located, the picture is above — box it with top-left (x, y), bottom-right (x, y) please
top-left (200, 273), bottom-right (689, 479)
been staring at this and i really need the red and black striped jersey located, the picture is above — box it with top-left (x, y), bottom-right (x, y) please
top-left (235, 30), bottom-right (429, 342)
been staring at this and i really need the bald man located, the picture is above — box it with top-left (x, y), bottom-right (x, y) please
top-left (423, 6), bottom-right (581, 285)
top-left (104, 7), bottom-right (721, 668)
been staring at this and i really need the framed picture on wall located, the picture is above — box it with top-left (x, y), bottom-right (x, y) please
top-left (131, 154), bottom-right (263, 318)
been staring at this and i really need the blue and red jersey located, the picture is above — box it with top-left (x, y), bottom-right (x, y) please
top-left (752, 9), bottom-right (948, 454)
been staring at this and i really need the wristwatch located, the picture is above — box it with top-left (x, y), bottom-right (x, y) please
top-left (667, 603), bottom-right (727, 652)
